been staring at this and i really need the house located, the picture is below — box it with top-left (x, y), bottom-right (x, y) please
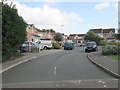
top-left (40, 29), bottom-right (56, 40)
top-left (26, 24), bottom-right (41, 42)
top-left (61, 33), bottom-right (69, 42)
top-left (89, 28), bottom-right (116, 42)
top-left (68, 34), bottom-right (85, 44)
top-left (26, 24), bottom-right (56, 42)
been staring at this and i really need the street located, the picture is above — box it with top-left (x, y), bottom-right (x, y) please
top-left (3, 47), bottom-right (115, 85)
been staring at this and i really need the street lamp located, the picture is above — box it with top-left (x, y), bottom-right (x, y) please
top-left (61, 25), bottom-right (64, 33)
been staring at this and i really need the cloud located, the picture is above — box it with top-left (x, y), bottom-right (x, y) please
top-left (95, 2), bottom-right (111, 10)
top-left (4, 1), bottom-right (83, 35)
top-left (113, 3), bottom-right (118, 11)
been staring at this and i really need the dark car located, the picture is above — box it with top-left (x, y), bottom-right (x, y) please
top-left (19, 41), bottom-right (35, 53)
top-left (19, 43), bottom-right (27, 53)
top-left (85, 41), bottom-right (98, 52)
top-left (64, 42), bottom-right (74, 50)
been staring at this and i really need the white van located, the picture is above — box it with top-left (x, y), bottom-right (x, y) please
top-left (36, 39), bottom-right (53, 50)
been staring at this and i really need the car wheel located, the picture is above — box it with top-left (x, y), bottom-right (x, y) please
top-left (44, 46), bottom-right (47, 50)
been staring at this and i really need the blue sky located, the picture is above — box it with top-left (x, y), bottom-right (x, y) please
top-left (14, 2), bottom-right (118, 35)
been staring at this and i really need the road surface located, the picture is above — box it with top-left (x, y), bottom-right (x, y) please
top-left (3, 47), bottom-right (116, 88)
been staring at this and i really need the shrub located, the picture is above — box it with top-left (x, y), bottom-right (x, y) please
top-left (102, 45), bottom-right (119, 55)
top-left (2, 3), bottom-right (26, 61)
top-left (100, 40), bottom-right (107, 46)
top-left (52, 42), bottom-right (61, 49)
top-left (107, 41), bottom-right (120, 46)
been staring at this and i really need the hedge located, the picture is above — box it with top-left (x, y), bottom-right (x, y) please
top-left (2, 3), bottom-right (26, 61)
top-left (102, 45), bottom-right (120, 55)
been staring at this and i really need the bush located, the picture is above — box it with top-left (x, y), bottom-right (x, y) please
top-left (2, 3), bottom-right (26, 61)
top-left (100, 40), bottom-right (107, 46)
top-left (52, 42), bottom-right (61, 49)
top-left (3, 52), bottom-right (22, 62)
top-left (102, 45), bottom-right (119, 55)
top-left (107, 41), bottom-right (120, 46)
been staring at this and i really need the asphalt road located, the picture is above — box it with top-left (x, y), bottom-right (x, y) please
top-left (3, 47), bottom-right (114, 84)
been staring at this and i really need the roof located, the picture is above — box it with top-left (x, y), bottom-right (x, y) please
top-left (69, 34), bottom-right (76, 36)
top-left (89, 28), bottom-right (115, 33)
top-left (89, 28), bottom-right (102, 33)
top-left (33, 34), bottom-right (40, 37)
top-left (102, 28), bottom-right (115, 33)
top-left (78, 34), bottom-right (85, 37)
top-left (69, 34), bottom-right (85, 37)
top-left (35, 28), bottom-right (42, 32)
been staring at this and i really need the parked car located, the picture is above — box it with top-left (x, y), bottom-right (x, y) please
top-left (64, 42), bottom-right (74, 50)
top-left (85, 41), bottom-right (98, 53)
top-left (19, 41), bottom-right (43, 52)
top-left (36, 39), bottom-right (53, 50)
top-left (19, 43), bottom-right (27, 53)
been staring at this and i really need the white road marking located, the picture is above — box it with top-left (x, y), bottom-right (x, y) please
top-left (55, 66), bottom-right (56, 70)
top-left (33, 57), bottom-right (37, 59)
top-left (103, 85), bottom-right (107, 88)
top-left (54, 66), bottom-right (57, 75)
top-left (102, 81), bottom-right (105, 84)
top-left (78, 80), bottom-right (81, 83)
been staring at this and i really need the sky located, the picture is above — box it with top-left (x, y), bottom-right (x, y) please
top-left (4, 1), bottom-right (118, 35)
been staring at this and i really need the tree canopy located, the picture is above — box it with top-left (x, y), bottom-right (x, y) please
top-left (84, 31), bottom-right (103, 45)
top-left (2, 2), bottom-right (27, 61)
top-left (54, 33), bottom-right (63, 41)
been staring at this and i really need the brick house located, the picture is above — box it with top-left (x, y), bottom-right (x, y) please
top-left (89, 28), bottom-right (116, 42)
top-left (26, 24), bottom-right (41, 42)
top-left (26, 24), bottom-right (56, 42)
top-left (68, 34), bottom-right (85, 44)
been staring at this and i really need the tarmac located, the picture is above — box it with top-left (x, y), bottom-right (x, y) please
top-left (1, 49), bottom-right (63, 73)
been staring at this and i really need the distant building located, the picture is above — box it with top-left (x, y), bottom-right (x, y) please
top-left (61, 33), bottom-right (69, 42)
top-left (26, 24), bottom-right (41, 42)
top-left (68, 34), bottom-right (85, 43)
top-left (26, 24), bottom-right (56, 42)
top-left (89, 28), bottom-right (116, 42)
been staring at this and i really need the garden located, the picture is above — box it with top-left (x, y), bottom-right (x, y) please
top-left (102, 41), bottom-right (120, 61)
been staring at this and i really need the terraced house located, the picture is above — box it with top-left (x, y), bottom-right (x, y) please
top-left (68, 34), bottom-right (85, 44)
top-left (89, 28), bottom-right (116, 42)
top-left (26, 24), bottom-right (56, 42)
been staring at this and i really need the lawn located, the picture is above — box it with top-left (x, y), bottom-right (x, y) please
top-left (109, 55), bottom-right (120, 61)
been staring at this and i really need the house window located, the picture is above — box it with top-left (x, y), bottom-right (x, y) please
top-left (78, 41), bottom-right (81, 43)
top-left (32, 39), bottom-right (34, 42)
top-left (103, 34), bottom-right (106, 37)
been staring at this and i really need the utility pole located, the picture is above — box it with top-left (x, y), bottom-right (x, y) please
top-left (61, 25), bottom-right (64, 33)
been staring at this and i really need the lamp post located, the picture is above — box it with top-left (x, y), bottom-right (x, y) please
top-left (61, 25), bottom-right (64, 33)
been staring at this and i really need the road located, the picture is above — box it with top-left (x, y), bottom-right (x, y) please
top-left (3, 47), bottom-right (116, 87)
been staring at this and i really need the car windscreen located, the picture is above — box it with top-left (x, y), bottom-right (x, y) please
top-left (86, 42), bottom-right (95, 47)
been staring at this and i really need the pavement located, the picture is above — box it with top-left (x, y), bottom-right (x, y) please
top-left (1, 49), bottom-right (63, 73)
top-left (87, 48), bottom-right (120, 78)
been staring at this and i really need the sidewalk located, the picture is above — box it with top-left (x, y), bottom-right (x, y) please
top-left (87, 49), bottom-right (120, 78)
top-left (1, 49), bottom-right (63, 73)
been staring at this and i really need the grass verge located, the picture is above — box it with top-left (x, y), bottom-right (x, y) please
top-left (109, 55), bottom-right (120, 61)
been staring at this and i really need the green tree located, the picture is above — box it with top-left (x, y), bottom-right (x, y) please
top-left (54, 33), bottom-right (63, 41)
top-left (84, 31), bottom-right (103, 45)
top-left (2, 2), bottom-right (27, 61)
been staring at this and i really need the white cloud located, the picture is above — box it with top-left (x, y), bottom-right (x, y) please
top-left (113, 3), bottom-right (118, 12)
top-left (95, 2), bottom-right (111, 10)
top-left (4, 1), bottom-right (83, 35)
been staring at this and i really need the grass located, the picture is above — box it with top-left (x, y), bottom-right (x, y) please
top-left (2, 52), bottom-right (23, 62)
top-left (109, 55), bottom-right (120, 61)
